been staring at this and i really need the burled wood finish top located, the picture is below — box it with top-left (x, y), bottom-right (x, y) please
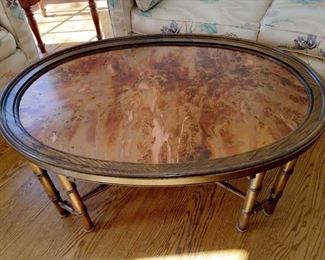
top-left (19, 46), bottom-right (308, 164)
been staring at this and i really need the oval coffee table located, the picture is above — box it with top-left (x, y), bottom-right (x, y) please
top-left (1, 35), bottom-right (324, 232)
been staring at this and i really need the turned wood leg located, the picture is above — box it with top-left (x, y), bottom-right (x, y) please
top-left (237, 172), bottom-right (266, 232)
top-left (88, 0), bottom-right (103, 40)
top-left (30, 163), bottom-right (69, 216)
top-left (38, 0), bottom-right (47, 17)
top-left (23, 7), bottom-right (46, 53)
top-left (263, 159), bottom-right (298, 216)
top-left (58, 175), bottom-right (94, 232)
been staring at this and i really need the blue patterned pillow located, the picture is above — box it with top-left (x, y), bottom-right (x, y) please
top-left (136, 0), bottom-right (161, 11)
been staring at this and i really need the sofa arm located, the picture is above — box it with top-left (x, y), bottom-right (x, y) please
top-left (0, 0), bottom-right (38, 63)
top-left (107, 0), bottom-right (135, 37)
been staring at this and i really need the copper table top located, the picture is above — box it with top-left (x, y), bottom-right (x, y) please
top-left (1, 35), bottom-right (324, 184)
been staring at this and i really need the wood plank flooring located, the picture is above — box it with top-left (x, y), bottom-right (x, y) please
top-left (0, 132), bottom-right (324, 259)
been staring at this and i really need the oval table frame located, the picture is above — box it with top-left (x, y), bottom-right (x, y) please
top-left (1, 35), bottom-right (324, 232)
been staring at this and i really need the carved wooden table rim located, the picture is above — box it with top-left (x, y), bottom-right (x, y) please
top-left (0, 35), bottom-right (324, 233)
top-left (18, 0), bottom-right (103, 53)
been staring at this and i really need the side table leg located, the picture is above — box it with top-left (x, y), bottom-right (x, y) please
top-left (58, 175), bottom-right (94, 232)
top-left (38, 0), bottom-right (47, 17)
top-left (30, 163), bottom-right (69, 216)
top-left (263, 159), bottom-right (298, 216)
top-left (23, 7), bottom-right (46, 53)
top-left (88, 0), bottom-right (103, 40)
top-left (237, 172), bottom-right (266, 232)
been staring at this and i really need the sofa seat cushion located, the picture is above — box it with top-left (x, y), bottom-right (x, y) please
top-left (132, 0), bottom-right (272, 40)
top-left (0, 49), bottom-right (27, 89)
top-left (0, 26), bottom-right (17, 61)
top-left (258, 0), bottom-right (325, 60)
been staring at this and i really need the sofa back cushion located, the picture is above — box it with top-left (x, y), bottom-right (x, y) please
top-left (136, 0), bottom-right (162, 11)
top-left (132, 0), bottom-right (272, 41)
top-left (0, 26), bottom-right (17, 60)
top-left (258, 0), bottom-right (325, 60)
top-left (0, 0), bottom-right (38, 62)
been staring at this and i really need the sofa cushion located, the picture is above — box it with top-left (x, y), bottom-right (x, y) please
top-left (0, 49), bottom-right (27, 89)
top-left (132, 0), bottom-right (272, 40)
top-left (0, 26), bottom-right (17, 61)
top-left (0, 0), bottom-right (39, 63)
top-left (136, 0), bottom-right (161, 11)
top-left (258, 0), bottom-right (325, 60)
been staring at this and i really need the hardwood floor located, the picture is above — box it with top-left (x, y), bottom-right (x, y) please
top-left (0, 132), bottom-right (324, 259)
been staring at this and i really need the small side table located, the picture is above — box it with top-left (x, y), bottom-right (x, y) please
top-left (18, 0), bottom-right (103, 53)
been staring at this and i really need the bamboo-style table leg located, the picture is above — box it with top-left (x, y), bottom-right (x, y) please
top-left (88, 0), bottom-right (103, 40)
top-left (263, 159), bottom-right (298, 216)
top-left (58, 175), bottom-right (94, 232)
top-left (237, 172), bottom-right (266, 232)
top-left (30, 163), bottom-right (69, 216)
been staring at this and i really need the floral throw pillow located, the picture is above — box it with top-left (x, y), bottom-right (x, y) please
top-left (135, 0), bottom-right (161, 11)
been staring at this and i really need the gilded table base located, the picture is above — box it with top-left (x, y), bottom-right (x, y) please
top-left (30, 163), bottom-right (70, 217)
top-left (237, 172), bottom-right (266, 232)
top-left (30, 159), bottom-right (298, 233)
top-left (57, 175), bottom-right (94, 232)
top-left (263, 159), bottom-right (297, 216)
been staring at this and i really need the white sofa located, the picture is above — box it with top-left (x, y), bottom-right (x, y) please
top-left (0, 0), bottom-right (39, 89)
top-left (107, 0), bottom-right (325, 79)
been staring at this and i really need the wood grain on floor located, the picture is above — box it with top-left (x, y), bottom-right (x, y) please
top-left (0, 133), bottom-right (324, 259)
